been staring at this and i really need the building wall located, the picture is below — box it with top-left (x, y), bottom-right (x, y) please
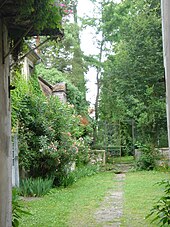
top-left (53, 91), bottom-right (67, 103)
top-left (0, 19), bottom-right (12, 226)
top-left (22, 57), bottom-right (33, 81)
top-left (22, 50), bottom-right (40, 81)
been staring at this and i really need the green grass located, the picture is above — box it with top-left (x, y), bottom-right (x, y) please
top-left (20, 172), bottom-right (115, 227)
top-left (113, 155), bottom-right (134, 164)
top-left (122, 171), bottom-right (170, 226)
top-left (20, 170), bottom-right (170, 227)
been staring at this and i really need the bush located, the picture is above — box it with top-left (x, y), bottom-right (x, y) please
top-left (12, 70), bottom-right (93, 187)
top-left (136, 143), bottom-right (160, 170)
top-left (59, 165), bottom-right (100, 187)
top-left (19, 178), bottom-right (53, 197)
top-left (147, 180), bottom-right (170, 226)
top-left (12, 188), bottom-right (31, 227)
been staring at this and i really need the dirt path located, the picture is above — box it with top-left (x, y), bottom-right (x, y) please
top-left (95, 173), bottom-right (125, 227)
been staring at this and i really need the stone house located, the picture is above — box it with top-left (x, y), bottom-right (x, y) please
top-left (11, 47), bottom-right (40, 188)
top-left (38, 76), bottom-right (67, 103)
top-left (0, 2), bottom-right (63, 225)
top-left (22, 46), bottom-right (41, 80)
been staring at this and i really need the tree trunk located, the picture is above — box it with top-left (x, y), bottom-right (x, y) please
top-left (93, 40), bottom-right (104, 145)
top-left (0, 19), bottom-right (12, 227)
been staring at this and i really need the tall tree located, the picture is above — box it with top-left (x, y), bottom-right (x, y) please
top-left (81, 0), bottom-right (108, 144)
top-left (38, 0), bottom-right (87, 94)
top-left (100, 0), bottom-right (167, 146)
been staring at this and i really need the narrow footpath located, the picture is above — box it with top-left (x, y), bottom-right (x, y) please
top-left (94, 162), bottom-right (134, 227)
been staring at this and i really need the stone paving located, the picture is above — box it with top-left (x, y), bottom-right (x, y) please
top-left (95, 173), bottom-right (125, 227)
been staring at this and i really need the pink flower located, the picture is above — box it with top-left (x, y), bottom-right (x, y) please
top-left (59, 3), bottom-right (66, 7)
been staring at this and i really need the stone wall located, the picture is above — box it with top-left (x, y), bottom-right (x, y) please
top-left (89, 150), bottom-right (106, 165)
top-left (135, 148), bottom-right (170, 166)
top-left (52, 82), bottom-right (67, 103)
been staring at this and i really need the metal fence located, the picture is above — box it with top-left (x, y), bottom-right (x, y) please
top-left (94, 120), bottom-right (135, 156)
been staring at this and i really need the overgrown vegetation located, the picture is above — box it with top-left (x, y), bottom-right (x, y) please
top-left (135, 143), bottom-right (160, 170)
top-left (12, 188), bottom-right (31, 227)
top-left (11, 70), bottom-right (92, 187)
top-left (8, 0), bottom-right (170, 226)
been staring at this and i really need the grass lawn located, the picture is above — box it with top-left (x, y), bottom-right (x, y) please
top-left (122, 171), bottom-right (170, 226)
top-left (20, 171), bottom-right (116, 227)
top-left (20, 170), bottom-right (170, 227)
top-left (113, 156), bottom-right (134, 164)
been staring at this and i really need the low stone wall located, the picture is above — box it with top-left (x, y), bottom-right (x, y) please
top-left (135, 148), bottom-right (170, 166)
top-left (159, 148), bottom-right (170, 159)
top-left (135, 149), bottom-right (141, 161)
top-left (158, 148), bottom-right (170, 166)
top-left (89, 150), bottom-right (106, 165)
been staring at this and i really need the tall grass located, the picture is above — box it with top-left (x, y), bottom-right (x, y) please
top-left (60, 164), bottom-right (100, 187)
top-left (20, 178), bottom-right (53, 197)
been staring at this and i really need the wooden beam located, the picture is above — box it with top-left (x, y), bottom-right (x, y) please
top-left (161, 0), bottom-right (170, 149)
top-left (0, 18), bottom-right (12, 226)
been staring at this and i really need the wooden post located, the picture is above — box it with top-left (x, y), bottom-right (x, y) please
top-left (0, 19), bottom-right (12, 226)
top-left (103, 150), bottom-right (106, 165)
top-left (161, 1), bottom-right (170, 150)
top-left (132, 119), bottom-right (135, 155)
top-left (12, 134), bottom-right (19, 187)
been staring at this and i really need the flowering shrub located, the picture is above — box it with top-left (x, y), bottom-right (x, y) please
top-left (55, 0), bottom-right (75, 17)
top-left (12, 73), bottom-right (92, 186)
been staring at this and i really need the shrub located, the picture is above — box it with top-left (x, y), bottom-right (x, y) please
top-left (136, 143), bottom-right (160, 170)
top-left (12, 188), bottom-right (31, 227)
top-left (14, 88), bottom-right (91, 180)
top-left (147, 180), bottom-right (170, 226)
top-left (11, 70), bottom-right (93, 186)
top-left (19, 178), bottom-right (53, 197)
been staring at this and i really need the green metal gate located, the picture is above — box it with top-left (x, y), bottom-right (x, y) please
top-left (93, 120), bottom-right (135, 157)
